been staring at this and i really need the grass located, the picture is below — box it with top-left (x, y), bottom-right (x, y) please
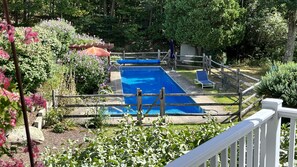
top-left (176, 66), bottom-right (264, 117)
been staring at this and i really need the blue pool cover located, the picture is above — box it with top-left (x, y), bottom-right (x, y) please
top-left (117, 59), bottom-right (160, 64)
top-left (108, 66), bottom-right (204, 115)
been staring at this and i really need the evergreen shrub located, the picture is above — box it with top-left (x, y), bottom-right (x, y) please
top-left (256, 62), bottom-right (297, 107)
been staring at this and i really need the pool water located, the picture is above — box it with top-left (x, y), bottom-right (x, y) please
top-left (109, 66), bottom-right (204, 115)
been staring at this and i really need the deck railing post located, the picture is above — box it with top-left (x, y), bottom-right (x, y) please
top-left (160, 87), bottom-right (165, 118)
top-left (52, 90), bottom-right (56, 108)
top-left (137, 88), bottom-right (142, 125)
top-left (262, 98), bottom-right (283, 167)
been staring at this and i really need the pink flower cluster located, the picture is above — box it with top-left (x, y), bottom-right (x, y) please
top-left (0, 158), bottom-right (24, 167)
top-left (24, 27), bottom-right (39, 44)
top-left (0, 49), bottom-right (10, 60)
top-left (0, 129), bottom-right (5, 147)
top-left (25, 93), bottom-right (47, 110)
top-left (0, 21), bottom-right (15, 42)
top-left (0, 70), bottom-right (11, 89)
top-left (0, 20), bottom-right (45, 167)
top-left (24, 141), bottom-right (40, 158)
top-left (0, 88), bottom-right (19, 101)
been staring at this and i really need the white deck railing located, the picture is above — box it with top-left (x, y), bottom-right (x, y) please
top-left (166, 98), bottom-right (297, 167)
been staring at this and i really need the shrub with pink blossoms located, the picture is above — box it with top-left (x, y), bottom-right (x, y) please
top-left (0, 20), bottom-right (45, 166)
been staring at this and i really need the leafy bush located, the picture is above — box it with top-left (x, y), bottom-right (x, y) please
top-left (0, 27), bottom-right (54, 92)
top-left (33, 26), bottom-right (63, 59)
top-left (256, 62), bottom-right (297, 107)
top-left (44, 108), bottom-right (65, 127)
top-left (85, 107), bottom-right (109, 128)
top-left (36, 64), bottom-right (65, 100)
top-left (64, 51), bottom-right (108, 94)
top-left (245, 5), bottom-right (287, 60)
top-left (38, 19), bottom-right (76, 56)
top-left (42, 116), bottom-right (228, 166)
top-left (44, 108), bottom-right (76, 133)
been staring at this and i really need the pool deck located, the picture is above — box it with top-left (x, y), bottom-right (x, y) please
top-left (109, 68), bottom-right (231, 124)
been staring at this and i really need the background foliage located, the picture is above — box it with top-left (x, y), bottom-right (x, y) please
top-left (0, 0), bottom-right (296, 62)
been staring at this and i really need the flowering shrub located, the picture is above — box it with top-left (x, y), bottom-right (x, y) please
top-left (0, 20), bottom-right (46, 166)
top-left (33, 25), bottom-right (63, 60)
top-left (71, 33), bottom-right (103, 45)
top-left (1, 26), bottom-right (54, 92)
top-left (64, 51), bottom-right (108, 94)
top-left (38, 19), bottom-right (76, 55)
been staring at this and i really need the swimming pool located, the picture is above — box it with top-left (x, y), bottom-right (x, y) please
top-left (109, 66), bottom-right (204, 115)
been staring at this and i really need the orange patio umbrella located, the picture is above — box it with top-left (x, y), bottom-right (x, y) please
top-left (82, 46), bottom-right (110, 57)
top-left (81, 46), bottom-right (111, 66)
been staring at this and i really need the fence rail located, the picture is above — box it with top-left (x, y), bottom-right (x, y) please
top-left (52, 85), bottom-right (255, 122)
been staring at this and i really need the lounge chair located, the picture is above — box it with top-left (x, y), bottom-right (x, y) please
top-left (194, 70), bottom-right (215, 89)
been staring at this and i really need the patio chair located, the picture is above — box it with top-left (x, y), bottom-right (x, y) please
top-left (194, 70), bottom-right (215, 89)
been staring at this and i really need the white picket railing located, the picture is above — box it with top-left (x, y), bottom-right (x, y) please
top-left (166, 98), bottom-right (297, 167)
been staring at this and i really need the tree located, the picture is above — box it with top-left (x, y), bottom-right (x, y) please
top-left (281, 1), bottom-right (297, 62)
top-left (164, 0), bottom-right (245, 51)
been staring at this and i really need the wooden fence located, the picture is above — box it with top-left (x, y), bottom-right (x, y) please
top-left (52, 83), bottom-right (258, 123)
top-left (52, 52), bottom-right (262, 122)
top-left (111, 50), bottom-right (169, 61)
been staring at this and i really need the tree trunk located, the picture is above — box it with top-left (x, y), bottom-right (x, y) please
top-left (149, 10), bottom-right (153, 26)
top-left (111, 0), bottom-right (115, 17)
top-left (23, 0), bottom-right (27, 23)
top-left (283, 9), bottom-right (297, 63)
top-left (103, 0), bottom-right (107, 16)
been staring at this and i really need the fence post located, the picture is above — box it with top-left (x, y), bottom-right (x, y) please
top-left (208, 56), bottom-right (212, 75)
top-left (236, 69), bottom-right (241, 93)
top-left (158, 49), bottom-right (160, 59)
top-left (52, 90), bottom-right (56, 108)
top-left (160, 87), bottom-right (165, 118)
top-left (123, 51), bottom-right (126, 60)
top-left (137, 88), bottom-right (142, 125)
top-left (221, 64), bottom-right (224, 89)
top-left (202, 53), bottom-right (206, 71)
top-left (173, 52), bottom-right (178, 70)
top-left (238, 92), bottom-right (243, 121)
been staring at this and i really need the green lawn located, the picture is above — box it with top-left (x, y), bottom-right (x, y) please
top-left (176, 67), bottom-right (263, 118)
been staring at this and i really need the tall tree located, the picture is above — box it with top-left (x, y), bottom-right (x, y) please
top-left (164, 0), bottom-right (245, 51)
top-left (282, 1), bottom-right (297, 62)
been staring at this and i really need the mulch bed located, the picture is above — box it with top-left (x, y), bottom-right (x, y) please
top-left (3, 112), bottom-right (93, 166)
